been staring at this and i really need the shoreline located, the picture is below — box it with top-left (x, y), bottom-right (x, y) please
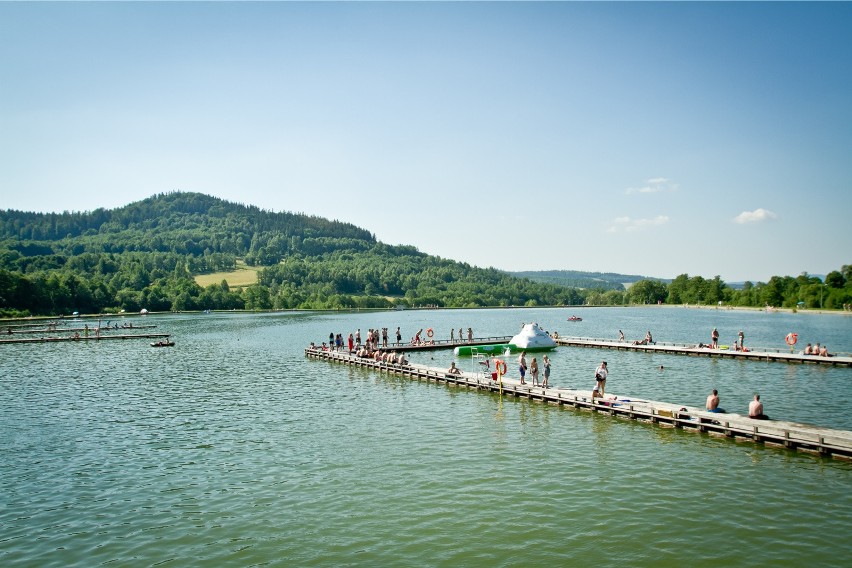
top-left (1, 303), bottom-right (850, 324)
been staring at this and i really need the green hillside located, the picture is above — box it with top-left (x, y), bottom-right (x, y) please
top-left (1, 192), bottom-right (849, 317)
top-left (0, 192), bottom-right (582, 315)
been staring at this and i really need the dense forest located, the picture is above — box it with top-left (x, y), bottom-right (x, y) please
top-left (0, 192), bottom-right (849, 316)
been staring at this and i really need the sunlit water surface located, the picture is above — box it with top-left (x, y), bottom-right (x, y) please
top-left (2, 307), bottom-right (851, 566)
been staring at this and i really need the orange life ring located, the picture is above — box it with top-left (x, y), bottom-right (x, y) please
top-left (785, 333), bottom-right (798, 346)
top-left (495, 359), bottom-right (507, 375)
top-left (426, 328), bottom-right (434, 338)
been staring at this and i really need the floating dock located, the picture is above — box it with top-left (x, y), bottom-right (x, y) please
top-left (553, 336), bottom-right (852, 367)
top-left (306, 348), bottom-right (852, 460)
top-left (360, 335), bottom-right (513, 352)
top-left (0, 333), bottom-right (171, 345)
top-left (2, 324), bottom-right (157, 335)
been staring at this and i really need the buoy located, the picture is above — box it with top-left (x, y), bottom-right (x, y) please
top-left (495, 359), bottom-right (507, 375)
top-left (785, 332), bottom-right (798, 346)
top-left (426, 328), bottom-right (434, 338)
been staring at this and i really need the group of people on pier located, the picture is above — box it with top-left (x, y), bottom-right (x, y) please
top-left (321, 326), bottom-right (477, 353)
top-left (309, 340), bottom-right (409, 366)
top-left (802, 342), bottom-right (832, 357)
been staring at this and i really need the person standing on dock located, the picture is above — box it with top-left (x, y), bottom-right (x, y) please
top-left (618, 330), bottom-right (625, 342)
top-left (738, 330), bottom-right (745, 350)
top-left (594, 361), bottom-right (608, 398)
top-left (518, 351), bottom-right (528, 385)
top-left (450, 328), bottom-right (454, 341)
top-left (530, 357), bottom-right (539, 386)
top-left (467, 328), bottom-right (473, 342)
top-left (542, 355), bottom-right (551, 388)
top-left (396, 327), bottom-right (402, 345)
top-left (711, 328), bottom-right (719, 349)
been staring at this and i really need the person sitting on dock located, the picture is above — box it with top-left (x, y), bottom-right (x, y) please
top-left (819, 344), bottom-right (831, 357)
top-left (803, 343), bottom-right (813, 355)
top-left (706, 389), bottom-right (725, 413)
top-left (447, 362), bottom-right (462, 375)
top-left (749, 394), bottom-right (769, 420)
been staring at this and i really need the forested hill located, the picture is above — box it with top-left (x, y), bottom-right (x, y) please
top-left (0, 192), bottom-right (375, 265)
top-left (509, 270), bottom-right (664, 291)
top-left (0, 192), bottom-right (584, 315)
top-left (1, 192), bottom-right (849, 317)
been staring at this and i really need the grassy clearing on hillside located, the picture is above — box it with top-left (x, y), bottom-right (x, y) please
top-left (194, 261), bottom-right (260, 289)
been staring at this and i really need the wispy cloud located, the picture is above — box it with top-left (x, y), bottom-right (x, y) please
top-left (609, 215), bottom-right (670, 232)
top-left (733, 208), bottom-right (778, 224)
top-left (625, 177), bottom-right (678, 195)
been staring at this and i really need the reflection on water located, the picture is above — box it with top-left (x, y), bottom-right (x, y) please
top-left (1, 307), bottom-right (851, 566)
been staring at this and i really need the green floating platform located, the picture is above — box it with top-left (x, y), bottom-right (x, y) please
top-left (454, 344), bottom-right (512, 356)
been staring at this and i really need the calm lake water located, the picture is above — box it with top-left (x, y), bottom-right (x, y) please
top-left (2, 307), bottom-right (851, 567)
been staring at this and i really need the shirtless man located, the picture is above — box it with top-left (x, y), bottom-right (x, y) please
top-left (706, 389), bottom-right (723, 413)
top-left (447, 362), bottom-right (462, 375)
top-left (518, 351), bottom-right (528, 384)
top-left (749, 394), bottom-right (769, 420)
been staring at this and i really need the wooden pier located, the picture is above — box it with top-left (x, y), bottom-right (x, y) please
top-left (553, 336), bottom-right (852, 367)
top-left (388, 335), bottom-right (513, 352)
top-left (0, 333), bottom-right (171, 345)
top-left (306, 348), bottom-right (852, 460)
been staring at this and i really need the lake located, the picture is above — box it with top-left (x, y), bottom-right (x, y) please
top-left (1, 306), bottom-right (850, 566)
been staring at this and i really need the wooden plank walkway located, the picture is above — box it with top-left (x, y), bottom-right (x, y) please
top-left (553, 336), bottom-right (852, 368)
top-left (3, 324), bottom-right (157, 335)
top-left (364, 335), bottom-right (513, 352)
top-left (306, 348), bottom-right (852, 460)
top-left (0, 333), bottom-right (171, 345)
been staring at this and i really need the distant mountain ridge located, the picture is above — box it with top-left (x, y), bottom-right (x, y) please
top-left (509, 270), bottom-right (668, 291)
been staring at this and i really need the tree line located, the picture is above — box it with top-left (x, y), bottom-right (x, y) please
top-left (0, 192), bottom-right (849, 316)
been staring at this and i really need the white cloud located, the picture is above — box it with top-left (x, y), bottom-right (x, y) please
top-left (609, 215), bottom-right (670, 232)
top-left (733, 208), bottom-right (778, 224)
top-left (625, 177), bottom-right (679, 195)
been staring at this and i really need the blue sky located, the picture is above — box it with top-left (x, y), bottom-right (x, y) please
top-left (1, 2), bottom-right (850, 283)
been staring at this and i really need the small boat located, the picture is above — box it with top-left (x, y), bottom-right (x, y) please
top-left (151, 340), bottom-right (175, 347)
top-left (567, 316), bottom-right (583, 321)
